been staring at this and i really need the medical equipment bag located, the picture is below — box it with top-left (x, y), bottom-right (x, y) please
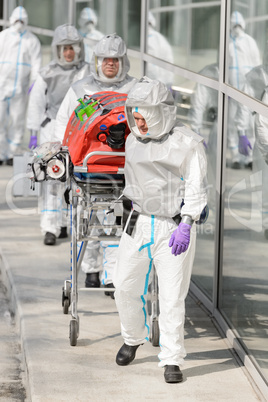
top-left (62, 91), bottom-right (130, 173)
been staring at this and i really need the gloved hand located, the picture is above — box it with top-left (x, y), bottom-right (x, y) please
top-left (28, 82), bottom-right (35, 95)
top-left (169, 222), bottom-right (191, 256)
top-left (28, 135), bottom-right (38, 149)
top-left (203, 140), bottom-right (208, 150)
top-left (239, 135), bottom-right (252, 156)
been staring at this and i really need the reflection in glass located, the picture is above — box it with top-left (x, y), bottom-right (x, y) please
top-left (146, 10), bottom-right (174, 88)
top-left (228, 11), bottom-right (261, 91)
top-left (223, 97), bottom-right (268, 382)
top-left (188, 74), bottom-right (218, 299)
top-left (76, 6), bottom-right (104, 63)
top-left (227, 10), bottom-right (261, 169)
top-left (149, 0), bottom-right (220, 80)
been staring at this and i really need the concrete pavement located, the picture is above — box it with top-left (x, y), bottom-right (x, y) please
top-left (0, 164), bottom-right (264, 402)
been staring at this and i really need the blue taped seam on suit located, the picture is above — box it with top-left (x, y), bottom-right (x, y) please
top-left (138, 215), bottom-right (155, 341)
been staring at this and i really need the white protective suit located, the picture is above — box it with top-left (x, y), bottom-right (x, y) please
top-left (255, 88), bottom-right (268, 164)
top-left (113, 77), bottom-right (207, 367)
top-left (78, 7), bottom-right (104, 63)
top-left (234, 44), bottom-right (268, 232)
top-left (27, 24), bottom-right (90, 237)
top-left (0, 6), bottom-right (41, 162)
top-left (55, 34), bottom-right (138, 284)
top-left (228, 11), bottom-right (261, 166)
top-left (146, 11), bottom-right (174, 88)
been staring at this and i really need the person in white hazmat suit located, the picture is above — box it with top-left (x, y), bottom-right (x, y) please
top-left (78, 7), bottom-right (104, 63)
top-left (255, 88), bottom-right (268, 166)
top-left (146, 11), bottom-right (174, 88)
top-left (234, 44), bottom-right (268, 238)
top-left (27, 24), bottom-right (90, 245)
top-left (113, 77), bottom-right (207, 383)
top-left (228, 11), bottom-right (261, 169)
top-left (55, 33), bottom-right (138, 294)
top-left (0, 6), bottom-right (41, 165)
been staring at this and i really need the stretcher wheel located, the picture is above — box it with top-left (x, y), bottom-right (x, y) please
top-left (63, 298), bottom-right (70, 314)
top-left (151, 319), bottom-right (160, 347)
top-left (69, 319), bottom-right (79, 346)
top-left (62, 287), bottom-right (70, 314)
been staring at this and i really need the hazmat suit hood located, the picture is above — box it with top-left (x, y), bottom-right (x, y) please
top-left (52, 24), bottom-right (85, 67)
top-left (148, 11), bottom-right (156, 28)
top-left (90, 33), bottom-right (130, 83)
top-left (9, 6), bottom-right (28, 33)
top-left (78, 7), bottom-right (97, 35)
top-left (230, 11), bottom-right (245, 37)
top-left (125, 76), bottom-right (177, 140)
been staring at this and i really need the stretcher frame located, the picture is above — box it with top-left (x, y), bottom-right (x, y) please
top-left (61, 151), bottom-right (126, 346)
top-left (60, 150), bottom-right (160, 347)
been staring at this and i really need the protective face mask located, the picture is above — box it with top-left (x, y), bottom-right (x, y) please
top-left (231, 26), bottom-right (243, 38)
top-left (13, 21), bottom-right (24, 33)
top-left (85, 22), bottom-right (94, 33)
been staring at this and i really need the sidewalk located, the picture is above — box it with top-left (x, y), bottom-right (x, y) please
top-left (0, 164), bottom-right (264, 402)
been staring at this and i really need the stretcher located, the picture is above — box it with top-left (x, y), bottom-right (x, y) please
top-left (36, 147), bottom-right (160, 347)
top-left (26, 91), bottom-right (161, 347)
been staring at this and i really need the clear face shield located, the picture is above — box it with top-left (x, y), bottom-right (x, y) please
top-left (130, 106), bottom-right (165, 139)
top-left (57, 43), bottom-right (81, 66)
top-left (96, 56), bottom-right (123, 83)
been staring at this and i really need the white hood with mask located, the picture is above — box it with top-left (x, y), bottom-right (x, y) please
top-left (78, 7), bottom-right (98, 35)
top-left (230, 11), bottom-right (246, 37)
top-left (126, 77), bottom-right (177, 140)
top-left (123, 77), bottom-right (207, 219)
top-left (9, 6), bottom-right (28, 33)
top-left (52, 24), bottom-right (85, 67)
top-left (90, 33), bottom-right (130, 83)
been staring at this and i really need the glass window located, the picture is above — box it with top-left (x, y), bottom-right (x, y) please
top-left (222, 96), bottom-right (268, 382)
top-left (187, 75), bottom-right (218, 300)
top-left (227, 1), bottom-right (268, 99)
top-left (147, 0), bottom-right (220, 85)
top-left (75, 0), bottom-right (141, 63)
top-left (171, 74), bottom-right (218, 300)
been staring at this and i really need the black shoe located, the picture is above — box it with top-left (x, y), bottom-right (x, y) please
top-left (0, 160), bottom-right (3, 166)
top-left (231, 161), bottom-right (241, 169)
top-left (58, 226), bottom-right (68, 239)
top-left (164, 365), bottom-right (183, 383)
top-left (245, 162), bottom-right (253, 170)
top-left (6, 158), bottom-right (13, 166)
top-left (85, 273), bottom-right (100, 288)
top-left (104, 283), bottom-right (115, 299)
top-left (116, 343), bottom-right (141, 366)
top-left (44, 232), bottom-right (56, 246)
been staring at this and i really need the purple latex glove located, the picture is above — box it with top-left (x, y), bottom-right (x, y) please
top-left (239, 135), bottom-right (252, 156)
top-left (28, 82), bottom-right (35, 95)
top-left (169, 222), bottom-right (191, 256)
top-left (28, 135), bottom-right (37, 149)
